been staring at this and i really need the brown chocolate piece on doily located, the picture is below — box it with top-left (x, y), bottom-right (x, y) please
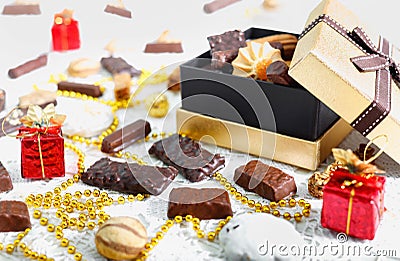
top-left (167, 187), bottom-right (233, 219)
top-left (0, 162), bottom-right (13, 193)
top-left (0, 201), bottom-right (31, 232)
top-left (81, 158), bottom-right (178, 196)
top-left (148, 134), bottom-right (225, 182)
top-left (234, 160), bottom-right (297, 201)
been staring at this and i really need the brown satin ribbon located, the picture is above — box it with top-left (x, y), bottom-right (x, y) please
top-left (299, 14), bottom-right (400, 136)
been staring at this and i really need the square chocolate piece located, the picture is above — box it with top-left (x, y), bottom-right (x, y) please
top-left (167, 187), bottom-right (233, 220)
top-left (0, 201), bottom-right (31, 232)
top-left (0, 162), bottom-right (13, 193)
top-left (2, 4), bottom-right (41, 15)
top-left (234, 160), bottom-right (297, 201)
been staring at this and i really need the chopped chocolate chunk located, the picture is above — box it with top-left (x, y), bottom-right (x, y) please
top-left (0, 162), bottom-right (13, 193)
top-left (144, 43), bottom-right (183, 53)
top-left (203, 0), bottom-right (241, 14)
top-left (148, 134), bottom-right (225, 182)
top-left (0, 89), bottom-right (5, 112)
top-left (2, 4), bottom-right (41, 15)
top-left (81, 158), bottom-right (178, 196)
top-left (211, 49), bottom-right (238, 69)
top-left (57, 81), bottom-right (102, 97)
top-left (101, 57), bottom-right (141, 77)
top-left (207, 30), bottom-right (246, 53)
top-left (167, 187), bottom-right (233, 219)
top-left (8, 54), bottom-right (47, 79)
top-left (234, 160), bottom-right (297, 201)
top-left (101, 119), bottom-right (151, 153)
top-left (0, 201), bottom-right (31, 232)
top-left (266, 61), bottom-right (297, 86)
top-left (104, 4), bottom-right (132, 18)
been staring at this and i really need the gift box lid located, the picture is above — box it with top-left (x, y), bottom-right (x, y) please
top-left (289, 0), bottom-right (400, 164)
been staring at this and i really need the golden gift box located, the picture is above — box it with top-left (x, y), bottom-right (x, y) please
top-left (290, 0), bottom-right (400, 164)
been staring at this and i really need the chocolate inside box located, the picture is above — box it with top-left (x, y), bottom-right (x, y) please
top-left (180, 28), bottom-right (339, 141)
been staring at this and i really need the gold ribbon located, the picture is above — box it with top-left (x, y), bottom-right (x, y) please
top-left (341, 180), bottom-right (363, 235)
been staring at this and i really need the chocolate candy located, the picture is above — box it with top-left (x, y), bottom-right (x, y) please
top-left (203, 0), bottom-right (241, 14)
top-left (308, 170), bottom-right (331, 199)
top-left (95, 217), bottom-right (147, 260)
top-left (57, 81), bottom-right (102, 97)
top-left (0, 89), bottom-right (5, 112)
top-left (8, 54), bottom-right (47, 79)
top-left (144, 43), bottom-right (183, 53)
top-left (81, 158), bottom-right (178, 195)
top-left (148, 134), bottom-right (225, 182)
top-left (207, 30), bottom-right (246, 53)
top-left (266, 60), bottom-right (297, 86)
top-left (101, 57), bottom-right (141, 77)
top-left (101, 119), bottom-right (151, 153)
top-left (167, 187), bottom-right (233, 219)
top-left (0, 201), bottom-right (31, 232)
top-left (2, 4), bottom-right (41, 15)
top-left (0, 162), bottom-right (13, 193)
top-left (104, 4), bottom-right (132, 18)
top-left (234, 160), bottom-right (297, 201)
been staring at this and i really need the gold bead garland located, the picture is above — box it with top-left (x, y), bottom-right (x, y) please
top-left (213, 172), bottom-right (311, 222)
top-left (135, 215), bottom-right (232, 261)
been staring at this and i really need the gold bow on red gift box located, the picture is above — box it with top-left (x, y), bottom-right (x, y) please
top-left (54, 9), bottom-right (74, 25)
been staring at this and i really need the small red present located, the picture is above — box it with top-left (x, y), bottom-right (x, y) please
top-left (51, 9), bottom-right (80, 51)
top-left (17, 104), bottom-right (66, 179)
top-left (321, 149), bottom-right (386, 240)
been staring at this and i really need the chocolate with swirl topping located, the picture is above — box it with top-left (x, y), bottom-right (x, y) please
top-left (81, 158), bottom-right (178, 196)
top-left (148, 134), bottom-right (225, 182)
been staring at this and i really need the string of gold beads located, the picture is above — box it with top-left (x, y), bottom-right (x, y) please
top-left (135, 215), bottom-right (231, 261)
top-left (213, 172), bottom-right (311, 222)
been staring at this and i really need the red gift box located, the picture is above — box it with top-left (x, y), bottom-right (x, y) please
top-left (321, 169), bottom-right (385, 240)
top-left (51, 10), bottom-right (80, 51)
top-left (19, 126), bottom-right (65, 179)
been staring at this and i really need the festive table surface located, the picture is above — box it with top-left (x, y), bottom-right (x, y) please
top-left (0, 0), bottom-right (400, 260)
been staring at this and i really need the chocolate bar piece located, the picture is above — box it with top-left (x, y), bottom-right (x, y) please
top-left (234, 160), bottom-right (297, 201)
top-left (167, 187), bottom-right (233, 219)
top-left (207, 30), bottom-right (246, 53)
top-left (0, 162), bottom-right (13, 193)
top-left (148, 134), bottom-right (225, 182)
top-left (266, 61), bottom-right (297, 87)
top-left (0, 201), bottom-right (31, 232)
top-left (144, 42), bottom-right (183, 53)
top-left (101, 57), bottom-right (141, 77)
top-left (57, 81), bottom-right (102, 97)
top-left (203, 0), bottom-right (241, 14)
top-left (101, 119), bottom-right (151, 153)
top-left (8, 54), bottom-right (47, 79)
top-left (2, 4), bottom-right (41, 15)
top-left (104, 4), bottom-right (132, 18)
top-left (0, 89), bottom-right (5, 112)
top-left (81, 158), bottom-right (178, 196)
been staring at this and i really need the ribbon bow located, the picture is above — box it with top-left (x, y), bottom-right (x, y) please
top-left (350, 27), bottom-right (400, 83)
top-left (19, 103), bottom-right (66, 128)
